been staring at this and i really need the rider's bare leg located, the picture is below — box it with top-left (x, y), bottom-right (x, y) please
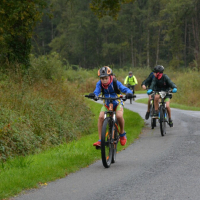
top-left (147, 95), bottom-right (151, 112)
top-left (166, 101), bottom-right (171, 119)
top-left (154, 94), bottom-right (160, 110)
top-left (98, 111), bottom-right (104, 140)
top-left (98, 106), bottom-right (125, 139)
top-left (116, 107), bottom-right (124, 134)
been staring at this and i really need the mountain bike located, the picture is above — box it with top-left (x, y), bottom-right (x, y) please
top-left (127, 85), bottom-right (136, 104)
top-left (85, 95), bottom-right (127, 168)
top-left (149, 91), bottom-right (156, 129)
top-left (157, 90), bottom-right (172, 136)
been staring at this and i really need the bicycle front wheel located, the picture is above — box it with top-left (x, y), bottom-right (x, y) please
top-left (112, 120), bottom-right (119, 163)
top-left (150, 104), bottom-right (154, 129)
top-left (159, 106), bottom-right (166, 136)
top-left (101, 118), bottom-right (113, 168)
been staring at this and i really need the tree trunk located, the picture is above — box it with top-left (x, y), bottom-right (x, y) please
top-left (156, 27), bottom-right (161, 65)
top-left (131, 35), bottom-right (134, 67)
top-left (147, 29), bottom-right (149, 68)
top-left (192, 2), bottom-right (200, 69)
top-left (184, 19), bottom-right (187, 68)
top-left (42, 40), bottom-right (45, 54)
top-left (51, 20), bottom-right (54, 40)
top-left (120, 51), bottom-right (122, 67)
top-left (192, 17), bottom-right (199, 63)
top-left (134, 48), bottom-right (137, 67)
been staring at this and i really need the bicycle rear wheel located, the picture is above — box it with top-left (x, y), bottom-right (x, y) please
top-left (150, 102), bottom-right (156, 129)
top-left (112, 120), bottom-right (119, 163)
top-left (101, 118), bottom-right (113, 168)
top-left (165, 111), bottom-right (169, 129)
top-left (159, 106), bottom-right (166, 136)
top-left (151, 118), bottom-right (156, 129)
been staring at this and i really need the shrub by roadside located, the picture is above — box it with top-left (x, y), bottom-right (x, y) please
top-left (0, 54), bottom-right (93, 161)
top-left (0, 99), bottom-right (144, 200)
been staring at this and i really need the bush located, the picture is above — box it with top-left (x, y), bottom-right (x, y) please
top-left (0, 56), bottom-right (94, 161)
top-left (29, 52), bottom-right (66, 83)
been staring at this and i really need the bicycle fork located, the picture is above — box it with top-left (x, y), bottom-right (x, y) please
top-left (104, 112), bottom-right (120, 145)
top-left (112, 113), bottom-right (120, 145)
top-left (112, 113), bottom-right (117, 144)
top-left (158, 103), bottom-right (168, 122)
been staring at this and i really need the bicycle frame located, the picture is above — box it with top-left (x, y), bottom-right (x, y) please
top-left (127, 84), bottom-right (135, 104)
top-left (85, 94), bottom-right (127, 168)
top-left (150, 92), bottom-right (155, 117)
top-left (158, 91), bottom-right (169, 122)
top-left (101, 97), bottom-right (127, 167)
top-left (150, 92), bottom-right (156, 129)
top-left (103, 101), bottom-right (120, 145)
top-left (157, 91), bottom-right (172, 136)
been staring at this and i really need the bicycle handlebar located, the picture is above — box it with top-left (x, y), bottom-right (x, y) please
top-left (150, 90), bottom-right (172, 94)
top-left (85, 95), bottom-right (127, 101)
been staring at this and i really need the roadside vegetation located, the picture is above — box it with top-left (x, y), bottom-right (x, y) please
top-left (1, 0), bottom-right (200, 199)
top-left (71, 65), bottom-right (200, 108)
top-left (0, 97), bottom-right (143, 199)
top-left (0, 54), bottom-right (200, 199)
top-left (0, 53), bottom-right (93, 162)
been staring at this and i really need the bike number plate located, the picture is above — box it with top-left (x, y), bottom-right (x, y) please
top-left (109, 103), bottom-right (113, 111)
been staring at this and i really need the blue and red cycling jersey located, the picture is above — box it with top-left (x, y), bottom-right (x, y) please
top-left (93, 80), bottom-right (133, 109)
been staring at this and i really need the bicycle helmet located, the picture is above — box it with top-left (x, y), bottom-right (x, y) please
top-left (129, 71), bottom-right (133, 75)
top-left (98, 66), bottom-right (112, 77)
top-left (153, 65), bottom-right (164, 73)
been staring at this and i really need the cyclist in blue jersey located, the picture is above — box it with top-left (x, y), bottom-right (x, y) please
top-left (88, 66), bottom-right (133, 147)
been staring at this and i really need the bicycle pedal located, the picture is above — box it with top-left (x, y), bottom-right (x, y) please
top-left (95, 146), bottom-right (101, 150)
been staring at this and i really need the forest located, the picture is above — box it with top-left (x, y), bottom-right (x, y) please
top-left (0, 0), bottom-right (200, 70)
top-left (1, 1), bottom-right (200, 192)
top-left (32, 0), bottom-right (200, 70)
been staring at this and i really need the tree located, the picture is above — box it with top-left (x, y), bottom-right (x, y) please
top-left (32, 0), bottom-right (200, 69)
top-left (90, 0), bottom-right (136, 19)
top-left (162, 0), bottom-right (197, 68)
top-left (0, 0), bottom-right (48, 67)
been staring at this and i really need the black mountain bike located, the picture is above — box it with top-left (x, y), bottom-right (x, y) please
top-left (149, 91), bottom-right (156, 129)
top-left (85, 95), bottom-right (127, 168)
top-left (157, 90), bottom-right (172, 136)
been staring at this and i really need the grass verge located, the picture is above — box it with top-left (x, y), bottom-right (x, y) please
top-left (0, 100), bottom-right (144, 200)
top-left (135, 90), bottom-right (146, 94)
top-left (136, 98), bottom-right (200, 111)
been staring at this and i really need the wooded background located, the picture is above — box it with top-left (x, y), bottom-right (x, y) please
top-left (1, 0), bottom-right (200, 70)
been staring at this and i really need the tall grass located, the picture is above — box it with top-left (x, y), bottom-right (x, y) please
top-left (0, 100), bottom-right (144, 200)
top-left (0, 53), bottom-right (199, 198)
top-left (78, 66), bottom-right (200, 108)
top-left (1, 53), bottom-right (199, 166)
top-left (0, 53), bottom-right (93, 161)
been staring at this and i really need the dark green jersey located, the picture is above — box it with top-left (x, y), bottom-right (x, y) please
top-left (141, 72), bottom-right (155, 88)
top-left (149, 74), bottom-right (177, 91)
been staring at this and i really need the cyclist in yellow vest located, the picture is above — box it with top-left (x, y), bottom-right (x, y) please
top-left (124, 71), bottom-right (138, 95)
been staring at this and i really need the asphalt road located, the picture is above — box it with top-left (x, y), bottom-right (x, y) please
top-left (15, 94), bottom-right (200, 200)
